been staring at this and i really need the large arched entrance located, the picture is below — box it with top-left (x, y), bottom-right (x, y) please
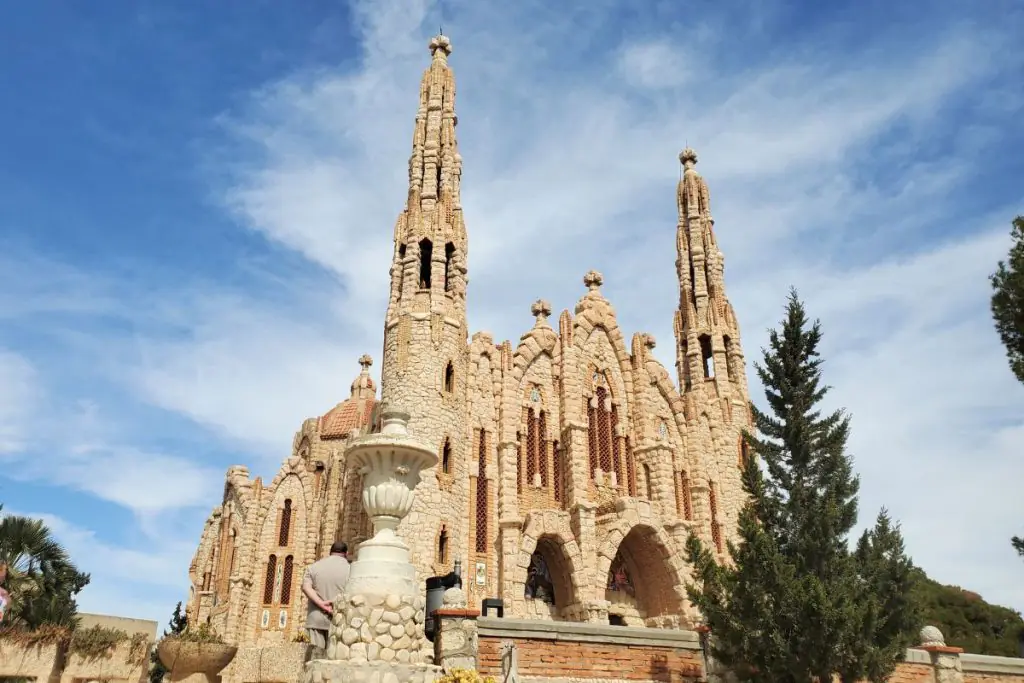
top-left (602, 524), bottom-right (686, 627)
top-left (522, 534), bottom-right (576, 619)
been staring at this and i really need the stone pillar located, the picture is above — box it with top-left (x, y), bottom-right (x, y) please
top-left (302, 410), bottom-right (443, 683)
top-left (432, 588), bottom-right (480, 673)
top-left (917, 626), bottom-right (965, 683)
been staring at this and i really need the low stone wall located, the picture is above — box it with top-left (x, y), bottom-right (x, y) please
top-left (62, 637), bottom-right (150, 682)
top-left (0, 638), bottom-right (60, 681)
top-left (961, 652), bottom-right (1024, 683)
top-left (0, 635), bottom-right (151, 683)
top-left (476, 618), bottom-right (703, 683)
top-left (221, 642), bottom-right (310, 683)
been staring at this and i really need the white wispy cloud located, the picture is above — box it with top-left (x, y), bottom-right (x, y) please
top-left (1, 0), bottom-right (1022, 621)
top-left (0, 349), bottom-right (37, 455)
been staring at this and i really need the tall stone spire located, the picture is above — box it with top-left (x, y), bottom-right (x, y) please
top-left (379, 34), bottom-right (470, 584)
top-left (386, 33), bottom-right (467, 326)
top-left (672, 148), bottom-right (748, 399)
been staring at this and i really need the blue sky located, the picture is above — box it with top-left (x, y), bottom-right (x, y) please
top-left (1, 0), bottom-right (1023, 625)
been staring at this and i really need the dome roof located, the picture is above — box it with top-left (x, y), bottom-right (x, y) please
top-left (318, 355), bottom-right (378, 440)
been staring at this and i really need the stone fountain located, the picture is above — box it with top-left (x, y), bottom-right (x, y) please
top-left (303, 408), bottom-right (442, 683)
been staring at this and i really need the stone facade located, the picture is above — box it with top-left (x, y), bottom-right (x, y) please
top-left (185, 32), bottom-right (754, 657)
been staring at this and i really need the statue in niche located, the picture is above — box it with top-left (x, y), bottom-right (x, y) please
top-left (524, 550), bottom-right (555, 604)
top-left (606, 553), bottom-right (635, 597)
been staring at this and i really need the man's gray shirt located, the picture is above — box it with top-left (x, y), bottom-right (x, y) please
top-left (304, 555), bottom-right (350, 630)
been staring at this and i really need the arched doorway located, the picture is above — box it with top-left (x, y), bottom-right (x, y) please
top-left (523, 535), bottom-right (575, 619)
top-left (603, 525), bottom-right (685, 627)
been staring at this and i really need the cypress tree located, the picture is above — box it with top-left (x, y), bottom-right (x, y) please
top-left (150, 602), bottom-right (188, 683)
top-left (686, 290), bottom-right (920, 683)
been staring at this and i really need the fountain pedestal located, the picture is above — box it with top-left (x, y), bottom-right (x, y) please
top-left (303, 410), bottom-right (442, 683)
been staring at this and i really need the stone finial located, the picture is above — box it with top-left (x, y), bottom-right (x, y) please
top-left (583, 270), bottom-right (604, 292)
top-left (680, 147), bottom-right (698, 169)
top-left (920, 625), bottom-right (946, 647)
top-left (644, 333), bottom-right (657, 349)
top-left (429, 34), bottom-right (452, 58)
top-left (531, 299), bottom-right (552, 323)
top-left (358, 354), bottom-right (373, 370)
top-left (441, 586), bottom-right (467, 608)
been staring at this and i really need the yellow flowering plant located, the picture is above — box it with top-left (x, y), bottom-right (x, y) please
top-left (437, 668), bottom-right (496, 683)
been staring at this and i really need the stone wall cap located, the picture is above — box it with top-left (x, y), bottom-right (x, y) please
top-left (960, 653), bottom-right (1024, 675)
top-left (916, 645), bottom-right (964, 654)
top-left (477, 617), bottom-right (701, 649)
top-left (435, 608), bottom-right (480, 618)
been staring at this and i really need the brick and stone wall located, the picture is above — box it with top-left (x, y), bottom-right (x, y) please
top-left (476, 617), bottom-right (704, 683)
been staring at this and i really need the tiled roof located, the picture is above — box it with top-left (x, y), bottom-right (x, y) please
top-left (319, 397), bottom-right (377, 440)
top-left (318, 355), bottom-right (379, 440)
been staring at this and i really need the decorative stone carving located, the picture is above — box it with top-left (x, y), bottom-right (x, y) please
top-left (583, 270), bottom-right (604, 291)
top-left (500, 640), bottom-right (520, 683)
top-left (920, 625), bottom-right (946, 648)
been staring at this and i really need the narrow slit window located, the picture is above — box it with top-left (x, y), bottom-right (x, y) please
top-left (280, 555), bottom-right (294, 605)
top-left (262, 555), bottom-right (277, 605)
top-left (442, 438), bottom-right (452, 474)
top-left (438, 525), bottom-right (448, 565)
top-left (443, 362), bottom-right (454, 393)
top-left (278, 499), bottom-right (292, 546)
top-left (699, 334), bottom-right (714, 378)
top-left (418, 238), bottom-right (433, 288)
top-left (723, 334), bottom-right (734, 380)
top-left (475, 431), bottom-right (489, 552)
top-left (444, 242), bottom-right (455, 292)
top-left (710, 482), bottom-right (722, 553)
top-left (643, 464), bottom-right (653, 499)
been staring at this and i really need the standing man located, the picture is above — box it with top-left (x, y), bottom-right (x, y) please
top-left (302, 542), bottom-right (350, 659)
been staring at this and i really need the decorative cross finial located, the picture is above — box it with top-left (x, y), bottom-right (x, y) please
top-left (679, 147), bottom-right (698, 169)
top-left (358, 354), bottom-right (373, 371)
top-left (583, 270), bottom-right (604, 292)
top-left (530, 299), bottom-right (552, 323)
top-left (429, 34), bottom-right (452, 58)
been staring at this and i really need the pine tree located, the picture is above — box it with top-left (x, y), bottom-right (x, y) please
top-left (686, 290), bottom-right (920, 683)
top-left (988, 217), bottom-right (1024, 568)
top-left (150, 602), bottom-right (188, 683)
top-left (990, 216), bottom-right (1024, 385)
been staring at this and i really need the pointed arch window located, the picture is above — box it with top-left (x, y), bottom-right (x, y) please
top-left (280, 555), bottom-right (294, 605)
top-left (475, 429), bottom-right (489, 553)
top-left (418, 238), bottom-right (433, 288)
top-left (586, 382), bottom-right (635, 493)
top-left (278, 499), bottom-right (292, 546)
top-left (444, 242), bottom-right (455, 292)
top-left (262, 554), bottom-right (277, 605)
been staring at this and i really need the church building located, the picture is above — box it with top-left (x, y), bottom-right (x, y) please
top-left (185, 32), bottom-right (753, 649)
